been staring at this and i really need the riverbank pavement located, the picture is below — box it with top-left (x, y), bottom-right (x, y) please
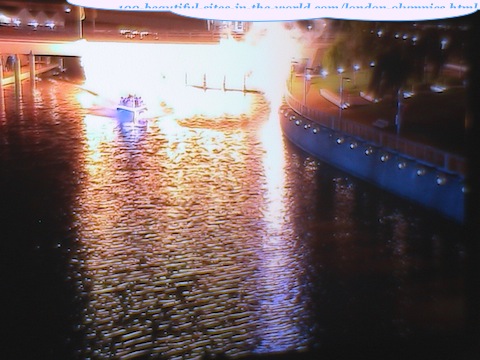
top-left (288, 78), bottom-right (464, 156)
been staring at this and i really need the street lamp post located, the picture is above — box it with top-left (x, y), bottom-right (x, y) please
top-left (395, 88), bottom-right (403, 134)
top-left (353, 64), bottom-right (360, 86)
top-left (337, 67), bottom-right (344, 95)
top-left (339, 76), bottom-right (351, 120)
top-left (337, 67), bottom-right (344, 118)
top-left (290, 60), bottom-right (298, 93)
top-left (304, 67), bottom-right (313, 106)
top-left (440, 38), bottom-right (448, 83)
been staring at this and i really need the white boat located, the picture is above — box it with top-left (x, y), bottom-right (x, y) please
top-left (117, 95), bottom-right (147, 119)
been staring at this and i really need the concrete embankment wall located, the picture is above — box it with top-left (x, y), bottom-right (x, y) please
top-left (280, 95), bottom-right (465, 223)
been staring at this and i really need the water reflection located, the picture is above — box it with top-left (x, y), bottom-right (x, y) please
top-left (253, 115), bottom-right (309, 353)
top-left (1, 79), bottom-right (469, 359)
top-left (0, 88), bottom-right (6, 122)
top-left (73, 94), bottom-right (314, 358)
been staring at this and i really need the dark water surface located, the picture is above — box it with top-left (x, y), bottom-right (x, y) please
top-left (0, 78), bottom-right (474, 359)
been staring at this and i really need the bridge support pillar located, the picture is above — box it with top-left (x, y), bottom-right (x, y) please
top-left (29, 51), bottom-right (36, 85)
top-left (14, 54), bottom-right (21, 98)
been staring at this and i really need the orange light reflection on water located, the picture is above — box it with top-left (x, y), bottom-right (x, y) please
top-left (254, 113), bottom-right (307, 352)
top-left (83, 114), bottom-right (116, 165)
top-left (74, 92), bottom-right (312, 357)
top-left (72, 23), bottom-right (314, 357)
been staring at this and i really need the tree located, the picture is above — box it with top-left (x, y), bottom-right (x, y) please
top-left (322, 19), bottom-right (467, 99)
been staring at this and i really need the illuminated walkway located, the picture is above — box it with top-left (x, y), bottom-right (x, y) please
top-left (287, 78), bottom-right (466, 176)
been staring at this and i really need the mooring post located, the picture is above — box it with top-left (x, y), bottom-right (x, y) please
top-left (29, 51), bottom-right (36, 85)
top-left (0, 55), bottom-right (4, 94)
top-left (0, 56), bottom-right (4, 111)
top-left (14, 54), bottom-right (21, 98)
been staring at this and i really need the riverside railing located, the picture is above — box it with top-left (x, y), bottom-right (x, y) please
top-left (0, 29), bottom-right (239, 43)
top-left (284, 92), bottom-right (466, 176)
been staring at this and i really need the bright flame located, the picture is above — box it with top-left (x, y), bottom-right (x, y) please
top-left (78, 22), bottom-right (307, 118)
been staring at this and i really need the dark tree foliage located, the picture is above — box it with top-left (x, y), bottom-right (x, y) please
top-left (322, 18), bottom-right (469, 99)
top-left (369, 46), bottom-right (412, 99)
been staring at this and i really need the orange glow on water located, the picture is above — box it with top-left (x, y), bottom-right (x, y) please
top-left (83, 114), bottom-right (116, 164)
top-left (72, 22), bottom-right (324, 357)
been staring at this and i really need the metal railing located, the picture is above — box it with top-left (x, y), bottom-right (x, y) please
top-left (284, 92), bottom-right (466, 176)
top-left (0, 28), bottom-right (242, 43)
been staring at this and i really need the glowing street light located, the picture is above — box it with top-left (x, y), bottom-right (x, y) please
top-left (337, 67), bottom-right (345, 94)
top-left (337, 67), bottom-right (345, 101)
top-left (353, 64), bottom-right (360, 86)
top-left (441, 38), bottom-right (448, 49)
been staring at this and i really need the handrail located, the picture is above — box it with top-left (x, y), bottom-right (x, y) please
top-left (284, 92), bottom-right (466, 176)
top-left (0, 29), bottom-right (240, 43)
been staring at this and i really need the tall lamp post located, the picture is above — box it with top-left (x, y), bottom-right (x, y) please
top-left (353, 64), bottom-right (360, 86)
top-left (339, 76), bottom-right (351, 120)
top-left (337, 67), bottom-right (344, 118)
top-left (290, 60), bottom-right (298, 93)
top-left (304, 67), bottom-right (313, 105)
top-left (440, 38), bottom-right (448, 82)
top-left (395, 88), bottom-right (404, 134)
top-left (337, 67), bottom-right (344, 97)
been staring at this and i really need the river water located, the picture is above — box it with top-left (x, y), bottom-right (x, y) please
top-left (1, 73), bottom-right (471, 359)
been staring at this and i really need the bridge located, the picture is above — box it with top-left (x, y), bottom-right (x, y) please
top-left (0, 37), bottom-right (81, 94)
top-left (0, 38), bottom-right (83, 57)
top-left (0, 29), bottom-right (245, 77)
top-left (0, 33), bottom-right (226, 91)
top-left (0, 27), bottom-right (247, 58)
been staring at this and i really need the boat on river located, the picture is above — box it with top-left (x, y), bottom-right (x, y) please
top-left (117, 95), bottom-right (147, 119)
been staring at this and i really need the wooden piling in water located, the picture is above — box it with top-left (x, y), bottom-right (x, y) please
top-left (29, 51), bottom-right (35, 85)
top-left (0, 58), bottom-right (4, 111)
top-left (0, 57), bottom-right (4, 94)
top-left (14, 54), bottom-right (21, 97)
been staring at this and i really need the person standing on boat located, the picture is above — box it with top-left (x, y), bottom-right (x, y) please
top-left (5, 55), bottom-right (14, 72)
